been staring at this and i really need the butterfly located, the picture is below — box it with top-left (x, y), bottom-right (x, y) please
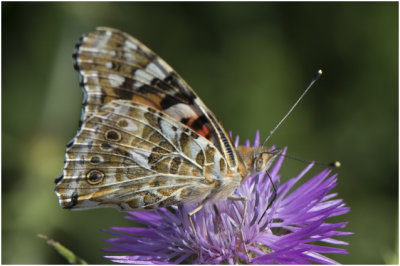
top-left (54, 27), bottom-right (280, 234)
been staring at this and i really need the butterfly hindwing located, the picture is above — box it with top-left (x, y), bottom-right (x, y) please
top-left (55, 100), bottom-right (236, 210)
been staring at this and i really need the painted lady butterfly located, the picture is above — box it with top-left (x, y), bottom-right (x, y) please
top-left (55, 27), bottom-right (279, 227)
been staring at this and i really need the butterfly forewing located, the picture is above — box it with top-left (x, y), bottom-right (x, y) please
top-left (73, 27), bottom-right (238, 168)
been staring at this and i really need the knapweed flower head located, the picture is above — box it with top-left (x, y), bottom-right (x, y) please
top-left (103, 131), bottom-right (351, 264)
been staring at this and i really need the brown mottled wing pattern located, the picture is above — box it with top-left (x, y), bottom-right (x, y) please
top-left (55, 100), bottom-right (236, 210)
top-left (73, 27), bottom-right (238, 168)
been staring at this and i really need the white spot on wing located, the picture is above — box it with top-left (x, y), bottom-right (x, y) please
top-left (146, 62), bottom-right (166, 79)
top-left (104, 30), bottom-right (112, 37)
top-left (105, 62), bottom-right (113, 69)
top-left (159, 119), bottom-right (178, 142)
top-left (124, 52), bottom-right (138, 62)
top-left (120, 119), bottom-right (138, 132)
top-left (109, 50), bottom-right (117, 57)
top-left (108, 74), bottom-right (125, 87)
top-left (135, 69), bottom-right (154, 84)
top-left (125, 40), bottom-right (138, 50)
top-left (165, 103), bottom-right (197, 121)
top-left (130, 149), bottom-right (151, 169)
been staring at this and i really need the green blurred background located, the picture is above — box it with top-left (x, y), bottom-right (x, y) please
top-left (2, 2), bottom-right (398, 264)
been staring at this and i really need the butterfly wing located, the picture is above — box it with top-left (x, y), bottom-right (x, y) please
top-left (55, 100), bottom-right (236, 210)
top-left (73, 27), bottom-right (238, 168)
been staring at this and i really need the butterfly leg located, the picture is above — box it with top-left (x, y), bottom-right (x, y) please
top-left (228, 195), bottom-right (250, 262)
top-left (188, 202), bottom-right (206, 261)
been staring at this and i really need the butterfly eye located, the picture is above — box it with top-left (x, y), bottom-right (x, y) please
top-left (254, 153), bottom-right (270, 172)
top-left (254, 156), bottom-right (264, 172)
top-left (86, 170), bottom-right (105, 185)
top-left (105, 130), bottom-right (121, 141)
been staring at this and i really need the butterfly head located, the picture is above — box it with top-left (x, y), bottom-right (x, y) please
top-left (253, 147), bottom-right (281, 174)
top-left (236, 146), bottom-right (281, 181)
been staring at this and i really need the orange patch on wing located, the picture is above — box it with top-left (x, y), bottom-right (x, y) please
top-left (186, 116), bottom-right (212, 140)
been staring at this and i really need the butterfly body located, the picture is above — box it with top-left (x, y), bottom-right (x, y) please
top-left (55, 27), bottom-right (277, 212)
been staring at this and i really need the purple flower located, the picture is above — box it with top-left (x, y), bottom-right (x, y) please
top-left (103, 131), bottom-right (351, 264)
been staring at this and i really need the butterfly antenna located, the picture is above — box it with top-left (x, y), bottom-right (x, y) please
top-left (261, 69), bottom-right (323, 147)
top-left (282, 154), bottom-right (341, 168)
